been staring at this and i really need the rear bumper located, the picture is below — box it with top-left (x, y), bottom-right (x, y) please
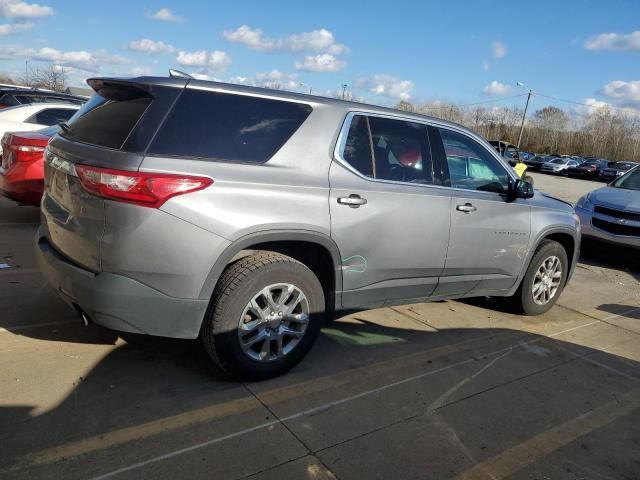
top-left (35, 228), bottom-right (209, 339)
top-left (0, 161), bottom-right (44, 206)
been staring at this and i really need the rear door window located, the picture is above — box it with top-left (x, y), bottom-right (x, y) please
top-left (368, 116), bottom-right (433, 184)
top-left (342, 114), bottom-right (373, 177)
top-left (148, 89), bottom-right (312, 163)
top-left (339, 114), bottom-right (435, 185)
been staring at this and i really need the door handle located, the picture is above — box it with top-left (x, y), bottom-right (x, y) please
top-left (456, 203), bottom-right (477, 213)
top-left (338, 194), bottom-right (367, 208)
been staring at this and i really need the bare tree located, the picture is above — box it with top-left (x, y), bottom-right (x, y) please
top-left (17, 63), bottom-right (66, 92)
top-left (392, 99), bottom-right (640, 161)
top-left (0, 73), bottom-right (15, 85)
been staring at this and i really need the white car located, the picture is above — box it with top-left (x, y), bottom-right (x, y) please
top-left (0, 103), bottom-right (80, 153)
top-left (540, 157), bottom-right (580, 174)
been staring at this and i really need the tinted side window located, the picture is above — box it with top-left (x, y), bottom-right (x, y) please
top-left (342, 115), bottom-right (373, 177)
top-left (27, 108), bottom-right (76, 126)
top-left (438, 128), bottom-right (510, 193)
top-left (148, 89), bottom-right (312, 163)
top-left (62, 93), bottom-right (152, 150)
top-left (368, 116), bottom-right (433, 184)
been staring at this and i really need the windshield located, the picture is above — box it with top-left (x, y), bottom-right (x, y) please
top-left (611, 166), bottom-right (640, 190)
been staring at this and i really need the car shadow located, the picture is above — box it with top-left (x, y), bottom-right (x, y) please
top-left (597, 303), bottom-right (640, 320)
top-left (1, 306), bottom-right (639, 479)
top-left (580, 238), bottom-right (640, 281)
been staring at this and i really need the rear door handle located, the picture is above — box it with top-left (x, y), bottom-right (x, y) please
top-left (456, 203), bottom-right (477, 213)
top-left (338, 194), bottom-right (367, 208)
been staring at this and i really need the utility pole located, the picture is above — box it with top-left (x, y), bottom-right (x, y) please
top-left (517, 88), bottom-right (532, 149)
top-left (25, 60), bottom-right (29, 86)
top-left (341, 83), bottom-right (347, 100)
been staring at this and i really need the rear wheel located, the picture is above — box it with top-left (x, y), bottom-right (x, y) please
top-left (201, 252), bottom-right (324, 380)
top-left (511, 240), bottom-right (568, 315)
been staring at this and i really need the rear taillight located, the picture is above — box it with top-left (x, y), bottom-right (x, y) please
top-left (13, 145), bottom-right (45, 162)
top-left (74, 165), bottom-right (213, 208)
top-left (1, 144), bottom-right (45, 170)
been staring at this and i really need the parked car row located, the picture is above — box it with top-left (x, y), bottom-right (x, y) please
top-left (0, 92), bottom-right (83, 204)
top-left (489, 141), bottom-right (639, 182)
top-left (0, 85), bottom-right (86, 109)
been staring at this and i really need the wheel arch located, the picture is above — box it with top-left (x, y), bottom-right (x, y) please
top-left (199, 230), bottom-right (343, 313)
top-left (508, 226), bottom-right (579, 296)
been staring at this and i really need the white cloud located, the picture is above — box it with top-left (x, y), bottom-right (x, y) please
top-left (149, 7), bottom-right (182, 22)
top-left (131, 66), bottom-right (152, 76)
top-left (294, 53), bottom-right (345, 72)
top-left (127, 39), bottom-right (175, 54)
top-left (600, 80), bottom-right (640, 102)
top-left (0, 21), bottom-right (31, 34)
top-left (492, 41), bottom-right (506, 59)
top-left (21, 46), bottom-right (129, 72)
top-left (483, 80), bottom-right (511, 96)
top-left (229, 70), bottom-right (299, 90)
top-left (176, 49), bottom-right (231, 73)
top-left (584, 31), bottom-right (640, 51)
top-left (355, 74), bottom-right (414, 101)
top-left (580, 98), bottom-right (612, 114)
top-left (222, 25), bottom-right (348, 54)
top-left (0, 0), bottom-right (53, 18)
top-left (483, 59), bottom-right (489, 71)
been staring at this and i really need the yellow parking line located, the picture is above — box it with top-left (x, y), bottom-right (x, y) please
top-left (453, 389), bottom-right (640, 480)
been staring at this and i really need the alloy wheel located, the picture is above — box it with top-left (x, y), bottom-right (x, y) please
top-left (532, 255), bottom-right (562, 306)
top-left (237, 283), bottom-right (310, 362)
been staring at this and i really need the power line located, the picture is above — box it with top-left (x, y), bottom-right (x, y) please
top-left (419, 93), bottom-right (528, 112)
top-left (532, 92), bottom-right (639, 114)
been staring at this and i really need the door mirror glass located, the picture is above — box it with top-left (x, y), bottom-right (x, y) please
top-left (513, 178), bottom-right (534, 199)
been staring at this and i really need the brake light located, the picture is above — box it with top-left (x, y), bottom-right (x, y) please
top-left (75, 165), bottom-right (213, 208)
top-left (12, 145), bottom-right (45, 162)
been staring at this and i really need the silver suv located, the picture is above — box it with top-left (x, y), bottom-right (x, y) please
top-left (36, 75), bottom-right (580, 379)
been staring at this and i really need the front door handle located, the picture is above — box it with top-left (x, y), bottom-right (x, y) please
top-left (338, 194), bottom-right (367, 208)
top-left (456, 203), bottom-right (477, 213)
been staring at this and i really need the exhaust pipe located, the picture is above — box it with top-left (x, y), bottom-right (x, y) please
top-left (73, 304), bottom-right (91, 327)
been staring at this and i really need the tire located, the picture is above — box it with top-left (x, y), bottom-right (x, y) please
top-left (511, 240), bottom-right (568, 316)
top-left (201, 252), bottom-right (325, 381)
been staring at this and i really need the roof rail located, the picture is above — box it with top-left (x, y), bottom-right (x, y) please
top-left (169, 69), bottom-right (193, 79)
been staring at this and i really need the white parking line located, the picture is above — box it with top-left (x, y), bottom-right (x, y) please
top-left (88, 317), bottom-right (619, 480)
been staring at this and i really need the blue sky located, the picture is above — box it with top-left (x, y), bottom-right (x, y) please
top-left (0, 0), bottom-right (638, 113)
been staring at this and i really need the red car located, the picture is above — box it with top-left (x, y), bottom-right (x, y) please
top-left (0, 126), bottom-right (55, 206)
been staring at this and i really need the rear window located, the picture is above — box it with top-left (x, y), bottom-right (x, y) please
top-left (0, 93), bottom-right (19, 107)
top-left (147, 89), bottom-right (312, 163)
top-left (61, 92), bottom-right (152, 150)
top-left (26, 108), bottom-right (76, 126)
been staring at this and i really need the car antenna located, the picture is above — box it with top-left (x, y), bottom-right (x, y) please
top-left (169, 69), bottom-right (193, 79)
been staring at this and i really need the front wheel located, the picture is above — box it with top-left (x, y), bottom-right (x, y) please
top-left (201, 252), bottom-right (325, 380)
top-left (511, 240), bottom-right (568, 315)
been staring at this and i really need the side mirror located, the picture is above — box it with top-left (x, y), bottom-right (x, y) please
top-left (513, 178), bottom-right (534, 199)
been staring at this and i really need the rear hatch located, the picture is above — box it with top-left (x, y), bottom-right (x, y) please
top-left (41, 78), bottom-right (185, 270)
